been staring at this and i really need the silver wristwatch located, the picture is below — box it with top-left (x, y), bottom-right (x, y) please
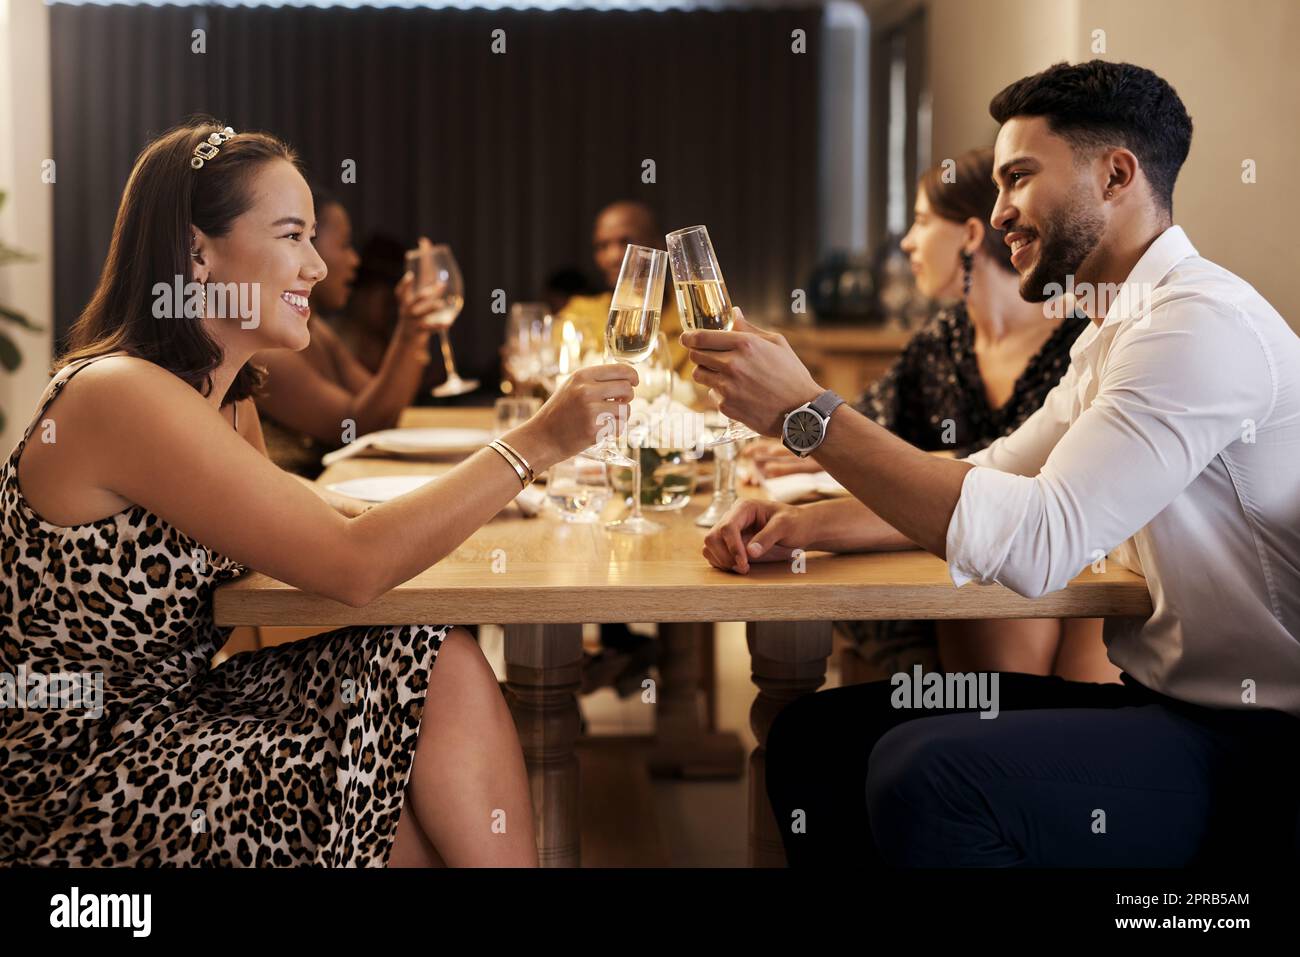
top-left (781, 389), bottom-right (845, 457)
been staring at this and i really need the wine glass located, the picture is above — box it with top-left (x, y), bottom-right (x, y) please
top-left (407, 241), bottom-right (480, 398)
top-left (583, 243), bottom-right (667, 469)
top-left (665, 225), bottom-right (758, 447)
top-left (493, 396), bottom-right (541, 439)
top-left (504, 302), bottom-right (553, 390)
top-left (695, 427), bottom-right (739, 527)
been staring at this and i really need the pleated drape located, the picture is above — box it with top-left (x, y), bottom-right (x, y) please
top-left (50, 3), bottom-right (822, 381)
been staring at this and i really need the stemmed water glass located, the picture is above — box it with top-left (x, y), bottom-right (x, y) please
top-left (504, 301), bottom-right (554, 391)
top-left (407, 240), bottom-right (480, 398)
top-left (695, 425), bottom-right (739, 527)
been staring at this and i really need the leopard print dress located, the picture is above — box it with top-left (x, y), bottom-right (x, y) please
top-left (0, 356), bottom-right (453, 866)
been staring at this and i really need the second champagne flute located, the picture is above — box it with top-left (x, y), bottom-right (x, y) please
top-left (582, 243), bottom-right (667, 468)
top-left (407, 240), bottom-right (480, 398)
top-left (665, 225), bottom-right (758, 447)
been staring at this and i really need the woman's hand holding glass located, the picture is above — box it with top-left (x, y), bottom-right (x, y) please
top-left (507, 363), bottom-right (640, 475)
top-left (393, 256), bottom-right (440, 351)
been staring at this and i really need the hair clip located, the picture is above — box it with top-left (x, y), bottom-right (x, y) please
top-left (191, 126), bottom-right (237, 170)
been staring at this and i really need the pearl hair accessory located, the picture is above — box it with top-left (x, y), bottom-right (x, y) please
top-left (191, 126), bottom-right (237, 170)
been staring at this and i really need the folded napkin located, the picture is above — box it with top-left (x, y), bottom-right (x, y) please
top-left (762, 470), bottom-right (850, 503)
top-left (514, 484), bottom-right (548, 517)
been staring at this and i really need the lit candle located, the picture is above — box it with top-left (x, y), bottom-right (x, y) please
top-left (556, 318), bottom-right (581, 386)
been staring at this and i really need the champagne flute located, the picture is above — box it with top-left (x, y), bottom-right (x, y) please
top-left (583, 243), bottom-right (667, 469)
top-left (599, 244), bottom-right (668, 536)
top-left (665, 225), bottom-right (758, 447)
top-left (407, 241), bottom-right (480, 398)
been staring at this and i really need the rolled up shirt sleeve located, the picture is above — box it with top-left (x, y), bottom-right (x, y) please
top-left (947, 302), bottom-right (1275, 598)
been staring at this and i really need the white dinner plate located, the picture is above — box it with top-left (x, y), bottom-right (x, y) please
top-left (326, 474), bottom-right (439, 503)
top-left (367, 428), bottom-right (493, 456)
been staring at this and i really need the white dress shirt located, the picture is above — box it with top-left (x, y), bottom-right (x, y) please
top-left (947, 226), bottom-right (1300, 716)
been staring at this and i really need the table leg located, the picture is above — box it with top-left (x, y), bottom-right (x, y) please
top-left (747, 620), bottom-right (833, 868)
top-left (648, 623), bottom-right (744, 779)
top-left (504, 623), bottom-right (583, 868)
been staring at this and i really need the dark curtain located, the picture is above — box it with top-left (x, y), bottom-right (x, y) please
top-left (49, 3), bottom-right (822, 384)
top-left (867, 6), bottom-right (926, 253)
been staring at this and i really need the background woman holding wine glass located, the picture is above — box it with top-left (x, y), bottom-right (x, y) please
top-left (253, 186), bottom-right (446, 477)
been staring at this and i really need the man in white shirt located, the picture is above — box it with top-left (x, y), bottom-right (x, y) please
top-left (684, 60), bottom-right (1300, 866)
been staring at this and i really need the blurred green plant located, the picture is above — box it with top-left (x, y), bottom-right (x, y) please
top-left (0, 189), bottom-right (44, 434)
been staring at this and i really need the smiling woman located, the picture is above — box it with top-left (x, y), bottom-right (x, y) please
top-left (1, 117), bottom-right (641, 867)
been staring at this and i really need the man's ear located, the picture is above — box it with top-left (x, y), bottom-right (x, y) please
top-left (1102, 147), bottom-right (1140, 199)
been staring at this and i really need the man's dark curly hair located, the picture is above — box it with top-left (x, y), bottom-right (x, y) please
top-left (989, 60), bottom-right (1193, 213)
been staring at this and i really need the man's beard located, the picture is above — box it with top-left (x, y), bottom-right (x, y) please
top-left (1019, 186), bottom-right (1106, 303)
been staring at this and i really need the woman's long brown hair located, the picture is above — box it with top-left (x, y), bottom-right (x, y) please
top-left (58, 118), bottom-right (301, 403)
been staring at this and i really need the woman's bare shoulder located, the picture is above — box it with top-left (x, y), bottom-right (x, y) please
top-left (19, 356), bottom-right (214, 523)
top-left (67, 353), bottom-right (203, 403)
top-left (50, 355), bottom-right (218, 442)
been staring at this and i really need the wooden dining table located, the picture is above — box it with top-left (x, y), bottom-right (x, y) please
top-left (213, 406), bottom-right (1154, 867)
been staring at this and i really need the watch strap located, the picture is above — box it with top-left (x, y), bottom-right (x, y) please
top-left (810, 389), bottom-right (845, 419)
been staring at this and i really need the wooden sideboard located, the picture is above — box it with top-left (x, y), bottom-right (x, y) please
top-left (771, 323), bottom-right (913, 400)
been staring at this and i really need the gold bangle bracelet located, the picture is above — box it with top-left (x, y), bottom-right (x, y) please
top-left (488, 440), bottom-right (531, 489)
top-left (493, 438), bottom-right (535, 486)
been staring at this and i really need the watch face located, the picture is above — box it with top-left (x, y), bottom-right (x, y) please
top-left (784, 409), bottom-right (824, 452)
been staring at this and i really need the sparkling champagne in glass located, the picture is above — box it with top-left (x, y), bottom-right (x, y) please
top-left (665, 225), bottom-right (758, 447)
top-left (583, 243), bottom-right (667, 470)
top-left (597, 244), bottom-right (668, 536)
